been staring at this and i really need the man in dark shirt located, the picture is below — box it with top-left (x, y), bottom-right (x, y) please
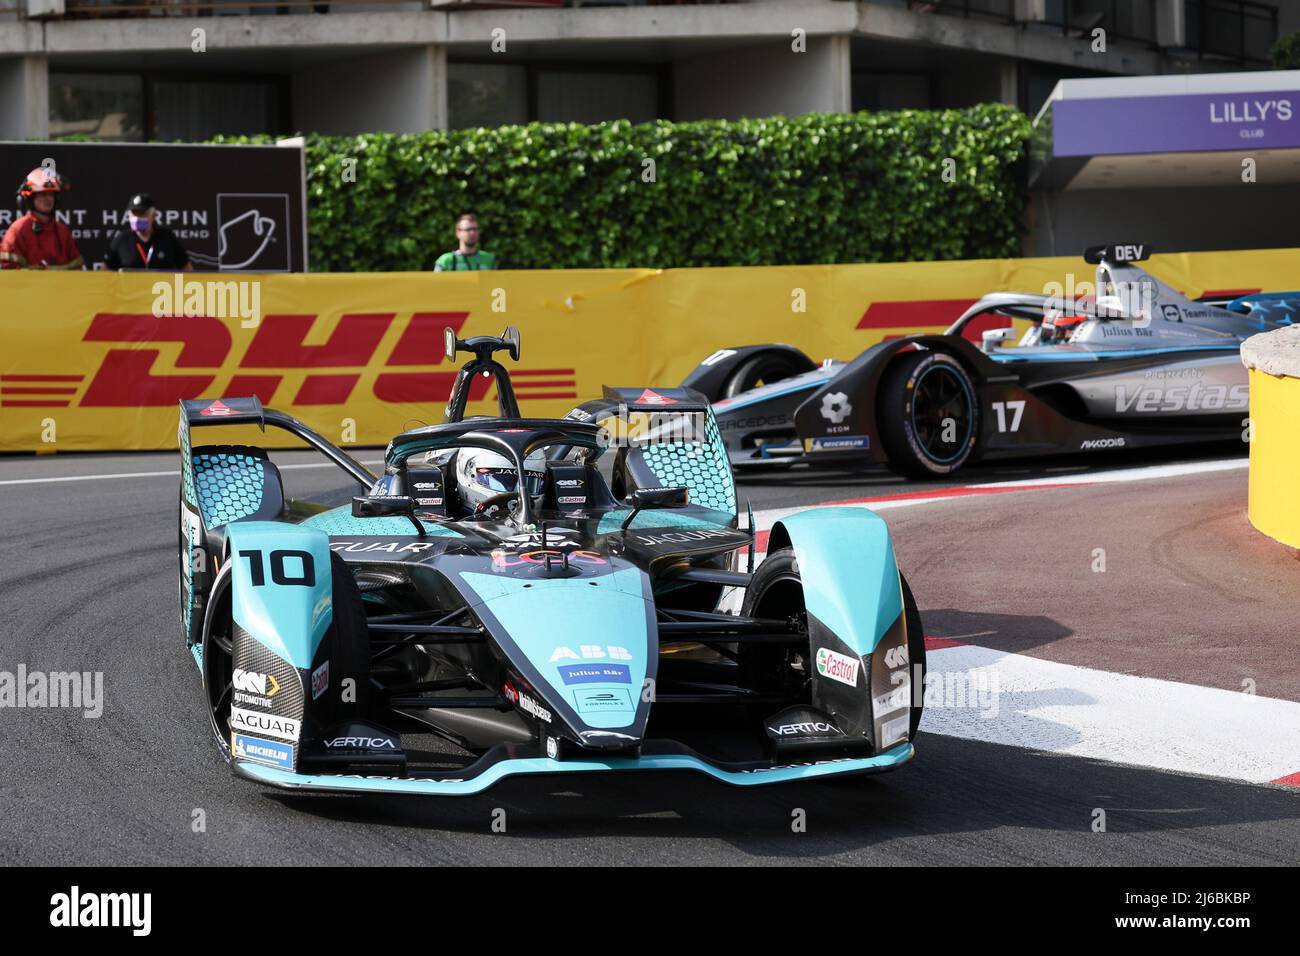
top-left (104, 193), bottom-right (191, 271)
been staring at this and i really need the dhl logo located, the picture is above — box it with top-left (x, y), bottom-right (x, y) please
top-left (0, 311), bottom-right (577, 410)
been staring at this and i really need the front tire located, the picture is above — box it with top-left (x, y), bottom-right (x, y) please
top-left (738, 548), bottom-right (810, 705)
top-left (878, 350), bottom-right (979, 478)
top-left (901, 574), bottom-right (926, 739)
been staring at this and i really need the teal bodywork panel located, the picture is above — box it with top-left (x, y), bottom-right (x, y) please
top-left (227, 522), bottom-right (335, 670)
top-left (769, 507), bottom-right (902, 655)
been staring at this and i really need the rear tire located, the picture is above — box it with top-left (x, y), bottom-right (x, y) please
top-left (723, 352), bottom-right (808, 399)
top-left (877, 351), bottom-right (979, 478)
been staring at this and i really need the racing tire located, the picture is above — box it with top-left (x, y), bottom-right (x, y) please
top-left (900, 573), bottom-right (926, 740)
top-left (723, 351), bottom-right (808, 399)
top-left (878, 350), bottom-right (979, 478)
top-left (325, 551), bottom-right (371, 721)
top-left (741, 550), bottom-right (927, 743)
top-left (738, 548), bottom-right (811, 706)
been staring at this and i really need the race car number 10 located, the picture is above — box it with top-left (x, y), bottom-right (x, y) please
top-left (239, 549), bottom-right (316, 588)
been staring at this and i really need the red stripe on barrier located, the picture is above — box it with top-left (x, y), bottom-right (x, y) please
top-left (1, 400), bottom-right (70, 407)
top-left (0, 374), bottom-right (84, 382)
top-left (924, 636), bottom-right (969, 650)
top-left (1201, 289), bottom-right (1260, 300)
top-left (1270, 771), bottom-right (1300, 787)
top-left (508, 391), bottom-right (578, 400)
top-left (514, 369), bottom-right (574, 376)
top-left (856, 300), bottom-right (976, 329)
top-left (0, 387), bottom-right (78, 395)
top-left (824, 482), bottom-right (1088, 506)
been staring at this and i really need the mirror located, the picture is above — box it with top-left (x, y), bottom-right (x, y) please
top-left (620, 486), bottom-right (690, 534)
top-left (444, 327), bottom-right (458, 363)
top-left (352, 495), bottom-right (425, 536)
top-left (504, 326), bottom-right (520, 361)
top-left (353, 495), bottom-right (416, 518)
top-left (629, 486), bottom-right (690, 509)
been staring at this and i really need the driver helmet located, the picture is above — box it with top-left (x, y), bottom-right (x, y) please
top-left (455, 448), bottom-right (546, 514)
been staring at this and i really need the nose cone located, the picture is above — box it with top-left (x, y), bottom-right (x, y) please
top-left (457, 563), bottom-right (657, 741)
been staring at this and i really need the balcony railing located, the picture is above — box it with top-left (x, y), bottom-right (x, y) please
top-left (906, 0), bottom-right (1160, 49)
top-left (33, 0), bottom-right (729, 16)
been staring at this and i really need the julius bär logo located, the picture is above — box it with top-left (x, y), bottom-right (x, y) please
top-left (46, 312), bottom-right (577, 409)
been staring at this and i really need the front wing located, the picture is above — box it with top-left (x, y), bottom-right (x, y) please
top-left (233, 740), bottom-right (915, 795)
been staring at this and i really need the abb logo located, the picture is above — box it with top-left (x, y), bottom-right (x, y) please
top-left (78, 311), bottom-right (509, 407)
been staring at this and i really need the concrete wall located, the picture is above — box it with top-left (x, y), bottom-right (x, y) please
top-left (1025, 184), bottom-right (1300, 257)
top-left (292, 45), bottom-right (447, 135)
top-left (672, 36), bottom-right (850, 121)
top-left (0, 55), bottom-right (49, 140)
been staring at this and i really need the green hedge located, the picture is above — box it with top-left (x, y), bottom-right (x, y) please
top-left (216, 104), bottom-right (1030, 272)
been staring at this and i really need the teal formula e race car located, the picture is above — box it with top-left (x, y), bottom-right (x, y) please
top-left (177, 328), bottom-right (925, 795)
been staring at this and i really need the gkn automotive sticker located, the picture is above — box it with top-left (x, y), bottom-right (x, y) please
top-left (231, 667), bottom-right (280, 708)
top-left (815, 647), bottom-right (860, 687)
top-left (229, 705), bottom-right (301, 742)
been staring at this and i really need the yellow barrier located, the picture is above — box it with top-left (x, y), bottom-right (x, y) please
top-left (1244, 335), bottom-right (1300, 548)
top-left (3, 248), bottom-right (1298, 452)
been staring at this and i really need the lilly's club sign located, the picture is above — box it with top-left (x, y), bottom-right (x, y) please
top-left (1053, 90), bottom-right (1300, 157)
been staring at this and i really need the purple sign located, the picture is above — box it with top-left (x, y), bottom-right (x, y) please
top-left (1053, 90), bottom-right (1300, 157)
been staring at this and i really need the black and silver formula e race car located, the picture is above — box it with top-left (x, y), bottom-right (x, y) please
top-left (177, 329), bottom-right (924, 795)
top-left (688, 244), bottom-right (1296, 477)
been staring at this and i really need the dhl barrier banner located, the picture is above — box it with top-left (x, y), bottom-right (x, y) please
top-left (2, 248), bottom-right (1296, 452)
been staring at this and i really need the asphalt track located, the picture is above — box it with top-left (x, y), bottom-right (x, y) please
top-left (1, 445), bottom-right (1298, 865)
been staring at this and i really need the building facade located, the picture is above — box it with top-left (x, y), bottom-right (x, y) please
top-left (0, 0), bottom-right (1293, 141)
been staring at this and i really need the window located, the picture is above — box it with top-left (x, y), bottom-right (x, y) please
top-left (448, 63), bottom-right (529, 129)
top-left (49, 72), bottom-right (286, 142)
top-left (535, 70), bottom-right (660, 125)
top-left (1186, 0), bottom-right (1279, 65)
top-left (49, 73), bottom-right (144, 142)
top-left (152, 79), bottom-right (285, 142)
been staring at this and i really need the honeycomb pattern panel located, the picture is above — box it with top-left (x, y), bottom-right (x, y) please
top-left (178, 418), bottom-right (195, 506)
top-left (178, 420), bottom-right (196, 643)
top-left (301, 506), bottom-right (461, 538)
top-left (596, 508), bottom-right (723, 535)
top-left (193, 453), bottom-right (266, 528)
top-left (637, 411), bottom-right (736, 515)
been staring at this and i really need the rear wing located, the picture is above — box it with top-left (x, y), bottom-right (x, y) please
top-left (1083, 243), bottom-right (1151, 265)
top-left (180, 396), bottom-right (265, 427)
top-left (178, 397), bottom-right (375, 491)
top-left (569, 386), bottom-right (737, 518)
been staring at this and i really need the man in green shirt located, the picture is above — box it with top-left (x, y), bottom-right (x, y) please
top-left (434, 213), bottom-right (497, 271)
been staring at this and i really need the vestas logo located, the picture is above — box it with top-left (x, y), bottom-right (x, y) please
top-left (1114, 383), bottom-right (1248, 413)
top-left (60, 312), bottom-right (576, 409)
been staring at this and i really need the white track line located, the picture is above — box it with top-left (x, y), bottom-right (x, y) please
top-left (748, 457), bottom-right (1247, 525)
top-left (0, 460), bottom-right (384, 487)
top-left (978, 456), bottom-right (1247, 488)
top-left (921, 643), bottom-right (1300, 785)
